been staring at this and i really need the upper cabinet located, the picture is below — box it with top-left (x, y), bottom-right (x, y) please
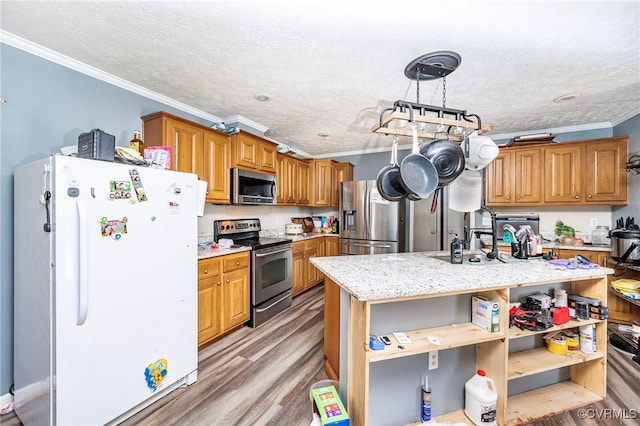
top-left (276, 154), bottom-right (311, 206)
top-left (485, 148), bottom-right (543, 205)
top-left (485, 136), bottom-right (628, 207)
top-left (277, 156), bottom-right (352, 207)
top-left (331, 161), bottom-right (354, 206)
top-left (231, 131), bottom-right (277, 174)
top-left (142, 111), bottom-right (231, 204)
top-left (311, 159), bottom-right (334, 207)
top-left (143, 111), bottom-right (354, 207)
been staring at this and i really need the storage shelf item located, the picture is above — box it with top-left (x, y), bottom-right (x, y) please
top-left (508, 318), bottom-right (601, 340)
top-left (368, 322), bottom-right (505, 363)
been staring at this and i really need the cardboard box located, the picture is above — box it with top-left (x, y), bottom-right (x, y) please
top-left (311, 385), bottom-right (349, 425)
top-left (472, 296), bottom-right (500, 332)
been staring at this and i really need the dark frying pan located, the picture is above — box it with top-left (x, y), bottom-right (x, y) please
top-left (399, 125), bottom-right (438, 199)
top-left (376, 139), bottom-right (407, 201)
top-left (420, 135), bottom-right (465, 213)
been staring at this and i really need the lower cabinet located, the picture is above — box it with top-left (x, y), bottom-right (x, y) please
top-left (197, 251), bottom-right (250, 348)
top-left (292, 238), bottom-right (322, 296)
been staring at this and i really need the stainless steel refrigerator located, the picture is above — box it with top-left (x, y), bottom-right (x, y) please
top-left (339, 180), bottom-right (409, 255)
top-left (411, 187), bottom-right (467, 251)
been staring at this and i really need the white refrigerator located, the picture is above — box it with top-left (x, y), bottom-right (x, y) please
top-left (13, 155), bottom-right (199, 426)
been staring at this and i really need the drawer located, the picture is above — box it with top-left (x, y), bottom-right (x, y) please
top-left (292, 241), bottom-right (305, 255)
top-left (198, 257), bottom-right (221, 279)
top-left (223, 251), bottom-right (250, 272)
top-left (305, 239), bottom-right (318, 250)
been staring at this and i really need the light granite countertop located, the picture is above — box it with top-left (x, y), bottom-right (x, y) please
top-left (310, 251), bottom-right (614, 301)
top-left (197, 245), bottom-right (251, 259)
top-left (197, 233), bottom-right (337, 259)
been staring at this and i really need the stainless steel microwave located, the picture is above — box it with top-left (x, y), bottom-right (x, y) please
top-left (231, 168), bottom-right (277, 205)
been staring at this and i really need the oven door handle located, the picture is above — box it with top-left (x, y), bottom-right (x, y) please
top-left (254, 247), bottom-right (292, 257)
top-left (255, 290), bottom-right (292, 313)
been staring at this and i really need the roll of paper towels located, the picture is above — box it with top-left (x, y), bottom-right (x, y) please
top-left (197, 180), bottom-right (207, 217)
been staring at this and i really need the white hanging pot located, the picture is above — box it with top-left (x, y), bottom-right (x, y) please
top-left (462, 131), bottom-right (499, 170)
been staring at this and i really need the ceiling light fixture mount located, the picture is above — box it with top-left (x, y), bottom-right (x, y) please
top-left (253, 93), bottom-right (270, 102)
top-left (372, 51), bottom-right (493, 141)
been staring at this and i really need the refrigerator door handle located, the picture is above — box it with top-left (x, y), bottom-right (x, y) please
top-left (348, 242), bottom-right (393, 248)
top-left (76, 200), bottom-right (89, 326)
top-left (364, 183), bottom-right (370, 240)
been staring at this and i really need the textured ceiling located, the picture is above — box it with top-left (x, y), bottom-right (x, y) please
top-left (1, 0), bottom-right (639, 157)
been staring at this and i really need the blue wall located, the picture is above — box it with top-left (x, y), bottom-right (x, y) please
top-left (0, 43), bottom-right (215, 396)
top-left (1, 41), bottom-right (639, 399)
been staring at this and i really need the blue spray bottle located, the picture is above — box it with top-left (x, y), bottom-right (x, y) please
top-left (422, 374), bottom-right (432, 422)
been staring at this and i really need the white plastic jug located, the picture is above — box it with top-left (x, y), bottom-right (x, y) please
top-left (464, 370), bottom-right (497, 426)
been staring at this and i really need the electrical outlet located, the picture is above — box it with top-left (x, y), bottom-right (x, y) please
top-left (482, 217), bottom-right (491, 226)
top-left (590, 218), bottom-right (598, 227)
top-left (428, 351), bottom-right (438, 370)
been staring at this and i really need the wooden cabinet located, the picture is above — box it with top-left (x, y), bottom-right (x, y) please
top-left (331, 162), bottom-right (354, 206)
top-left (197, 257), bottom-right (223, 345)
top-left (292, 238), bottom-right (325, 297)
top-left (544, 143), bottom-right (584, 203)
top-left (309, 159), bottom-right (353, 207)
top-left (326, 235), bottom-right (340, 257)
top-left (202, 130), bottom-right (232, 203)
top-left (297, 160), bottom-right (311, 205)
top-left (197, 251), bottom-right (250, 348)
top-left (486, 137), bottom-right (628, 206)
top-left (485, 148), bottom-right (542, 205)
top-left (276, 154), bottom-right (311, 205)
top-left (311, 159), bottom-right (333, 206)
top-left (584, 138), bottom-right (628, 203)
top-left (232, 131), bottom-right (277, 174)
top-left (142, 111), bottom-right (231, 204)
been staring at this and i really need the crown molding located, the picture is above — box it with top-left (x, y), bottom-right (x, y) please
top-left (1, 30), bottom-right (226, 123)
top-left (221, 115), bottom-right (269, 134)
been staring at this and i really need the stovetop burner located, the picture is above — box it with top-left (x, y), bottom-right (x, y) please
top-left (213, 218), bottom-right (292, 250)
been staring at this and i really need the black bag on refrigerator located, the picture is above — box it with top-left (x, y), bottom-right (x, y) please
top-left (77, 129), bottom-right (115, 161)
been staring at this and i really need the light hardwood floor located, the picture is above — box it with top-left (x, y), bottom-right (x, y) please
top-left (3, 284), bottom-right (640, 425)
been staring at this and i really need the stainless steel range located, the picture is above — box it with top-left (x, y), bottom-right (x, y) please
top-left (213, 218), bottom-right (293, 328)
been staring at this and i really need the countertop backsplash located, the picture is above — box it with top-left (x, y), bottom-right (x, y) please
top-left (197, 204), bottom-right (338, 238)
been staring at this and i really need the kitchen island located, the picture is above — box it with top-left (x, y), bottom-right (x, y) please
top-left (311, 252), bottom-right (613, 425)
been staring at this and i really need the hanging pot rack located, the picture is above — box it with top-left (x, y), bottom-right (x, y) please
top-left (371, 50), bottom-right (493, 141)
top-left (372, 100), bottom-right (493, 141)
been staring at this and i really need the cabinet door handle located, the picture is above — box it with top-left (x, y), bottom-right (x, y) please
top-left (203, 269), bottom-right (208, 274)
top-left (217, 281), bottom-right (221, 286)
top-left (226, 279), bottom-right (230, 283)
top-left (575, 195), bottom-right (580, 199)
top-left (588, 194), bottom-right (593, 198)
top-left (516, 195), bottom-right (521, 200)
top-left (236, 261), bottom-right (240, 266)
top-left (506, 196), bottom-right (510, 200)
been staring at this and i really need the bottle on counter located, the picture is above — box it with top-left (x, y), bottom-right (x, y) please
top-left (129, 130), bottom-right (144, 157)
top-left (450, 234), bottom-right (463, 264)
